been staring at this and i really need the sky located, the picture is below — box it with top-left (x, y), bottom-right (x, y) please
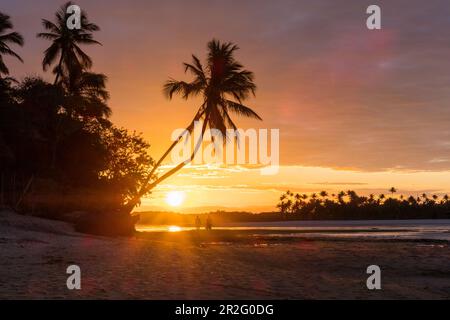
top-left (3, 0), bottom-right (450, 212)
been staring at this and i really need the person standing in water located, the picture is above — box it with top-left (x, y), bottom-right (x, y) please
top-left (195, 215), bottom-right (201, 231)
top-left (205, 215), bottom-right (213, 230)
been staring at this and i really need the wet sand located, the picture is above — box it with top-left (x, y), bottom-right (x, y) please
top-left (1, 210), bottom-right (449, 299)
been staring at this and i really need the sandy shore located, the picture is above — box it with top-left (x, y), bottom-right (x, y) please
top-left (1, 210), bottom-right (449, 299)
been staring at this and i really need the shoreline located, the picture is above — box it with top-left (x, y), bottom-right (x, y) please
top-left (137, 229), bottom-right (450, 245)
top-left (1, 210), bottom-right (449, 299)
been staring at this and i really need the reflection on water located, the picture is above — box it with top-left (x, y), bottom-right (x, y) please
top-left (136, 219), bottom-right (450, 241)
top-left (168, 225), bottom-right (182, 232)
top-left (137, 225), bottom-right (191, 232)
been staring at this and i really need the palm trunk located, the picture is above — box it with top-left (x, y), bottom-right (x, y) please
top-left (54, 51), bottom-right (64, 85)
top-left (121, 111), bottom-right (210, 214)
top-left (50, 51), bottom-right (65, 168)
top-left (136, 108), bottom-right (204, 192)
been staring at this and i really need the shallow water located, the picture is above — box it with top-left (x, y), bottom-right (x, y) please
top-left (136, 219), bottom-right (450, 241)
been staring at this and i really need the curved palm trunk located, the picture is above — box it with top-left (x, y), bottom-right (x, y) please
top-left (136, 108), bottom-right (204, 191)
top-left (121, 110), bottom-right (209, 214)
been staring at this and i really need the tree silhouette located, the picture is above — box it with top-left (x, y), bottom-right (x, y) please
top-left (389, 187), bottom-right (397, 197)
top-left (0, 12), bottom-right (23, 77)
top-left (319, 191), bottom-right (328, 199)
top-left (124, 39), bottom-right (261, 213)
top-left (37, 2), bottom-right (101, 85)
top-left (277, 189), bottom-right (450, 220)
top-left (64, 72), bottom-right (111, 119)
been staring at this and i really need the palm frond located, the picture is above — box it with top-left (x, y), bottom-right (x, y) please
top-left (223, 100), bottom-right (262, 120)
top-left (0, 31), bottom-right (24, 46)
top-left (0, 13), bottom-right (24, 74)
top-left (163, 79), bottom-right (203, 100)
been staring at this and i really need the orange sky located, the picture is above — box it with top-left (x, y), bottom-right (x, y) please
top-left (4, 0), bottom-right (450, 212)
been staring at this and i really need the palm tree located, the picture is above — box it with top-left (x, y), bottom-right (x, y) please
top-left (407, 196), bottom-right (416, 205)
top-left (124, 39), bottom-right (261, 213)
top-left (337, 191), bottom-right (346, 204)
top-left (0, 12), bottom-right (24, 77)
top-left (347, 190), bottom-right (358, 203)
top-left (37, 2), bottom-right (101, 85)
top-left (389, 187), bottom-right (397, 197)
top-left (286, 199), bottom-right (293, 214)
top-left (64, 72), bottom-right (111, 119)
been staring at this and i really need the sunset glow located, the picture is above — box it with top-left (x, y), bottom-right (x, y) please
top-left (4, 0), bottom-right (450, 213)
top-left (2, 0), bottom-right (450, 303)
top-left (165, 191), bottom-right (185, 207)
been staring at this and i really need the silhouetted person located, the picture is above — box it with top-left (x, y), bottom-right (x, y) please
top-left (195, 215), bottom-right (201, 231)
top-left (205, 215), bottom-right (212, 231)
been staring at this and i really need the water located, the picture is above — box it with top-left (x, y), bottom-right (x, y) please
top-left (136, 219), bottom-right (450, 241)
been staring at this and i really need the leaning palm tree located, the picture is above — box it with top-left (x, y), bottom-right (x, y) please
top-left (123, 39), bottom-right (261, 213)
top-left (37, 2), bottom-right (101, 85)
top-left (0, 12), bottom-right (24, 77)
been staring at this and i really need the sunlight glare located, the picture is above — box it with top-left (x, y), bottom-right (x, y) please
top-left (165, 191), bottom-right (185, 207)
top-left (168, 225), bottom-right (182, 232)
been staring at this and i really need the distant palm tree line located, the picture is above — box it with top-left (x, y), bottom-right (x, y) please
top-left (277, 189), bottom-right (450, 220)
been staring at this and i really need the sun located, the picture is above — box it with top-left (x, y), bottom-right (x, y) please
top-left (165, 191), bottom-right (185, 207)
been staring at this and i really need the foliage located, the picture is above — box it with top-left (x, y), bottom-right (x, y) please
top-left (277, 189), bottom-right (450, 220)
top-left (125, 39), bottom-right (262, 211)
top-left (0, 77), bottom-right (154, 216)
top-left (0, 12), bottom-right (23, 76)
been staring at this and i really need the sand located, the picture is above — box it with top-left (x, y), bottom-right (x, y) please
top-left (1, 210), bottom-right (449, 299)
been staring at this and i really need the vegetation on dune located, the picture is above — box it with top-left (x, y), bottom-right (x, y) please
top-left (0, 3), bottom-right (155, 235)
top-left (0, 75), bottom-right (153, 214)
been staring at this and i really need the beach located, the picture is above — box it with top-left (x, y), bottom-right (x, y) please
top-left (1, 210), bottom-right (449, 299)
